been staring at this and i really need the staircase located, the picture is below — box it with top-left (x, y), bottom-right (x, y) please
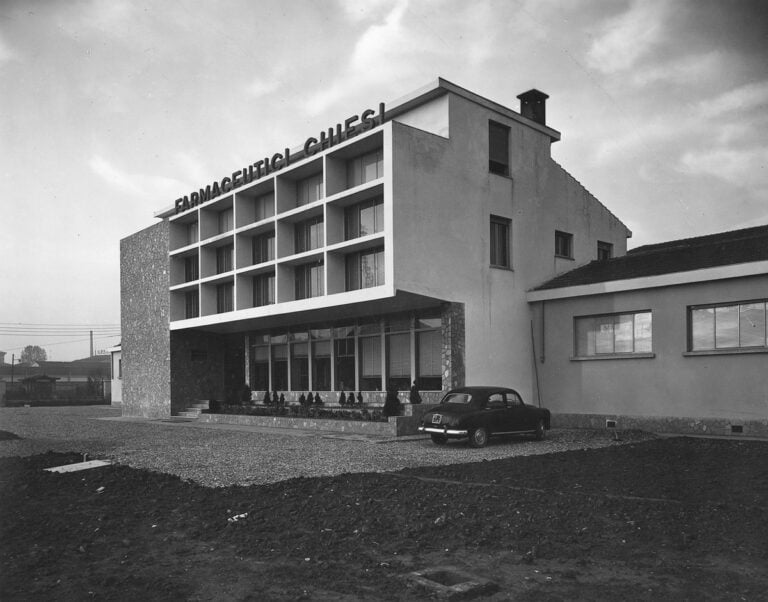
top-left (171, 400), bottom-right (209, 421)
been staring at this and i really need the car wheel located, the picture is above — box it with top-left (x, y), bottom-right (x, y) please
top-left (469, 427), bottom-right (488, 448)
top-left (430, 434), bottom-right (447, 445)
top-left (535, 419), bottom-right (546, 441)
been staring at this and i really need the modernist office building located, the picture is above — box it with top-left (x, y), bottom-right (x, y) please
top-left (121, 78), bottom-right (767, 435)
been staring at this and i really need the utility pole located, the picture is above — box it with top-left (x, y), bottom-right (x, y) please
top-left (10, 353), bottom-right (14, 384)
top-left (90, 330), bottom-right (93, 358)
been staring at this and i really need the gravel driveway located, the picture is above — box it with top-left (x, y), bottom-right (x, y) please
top-left (0, 405), bottom-right (653, 487)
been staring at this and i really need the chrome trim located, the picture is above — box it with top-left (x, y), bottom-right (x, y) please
top-left (418, 426), bottom-right (468, 436)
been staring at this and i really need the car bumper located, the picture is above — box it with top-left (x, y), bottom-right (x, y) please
top-left (418, 426), bottom-right (469, 437)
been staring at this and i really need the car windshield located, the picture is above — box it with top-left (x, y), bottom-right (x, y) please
top-left (441, 392), bottom-right (472, 405)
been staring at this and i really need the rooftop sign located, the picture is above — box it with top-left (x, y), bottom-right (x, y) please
top-left (174, 102), bottom-right (386, 215)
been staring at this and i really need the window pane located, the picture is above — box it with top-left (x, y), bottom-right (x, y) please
top-left (595, 317), bottom-right (614, 354)
top-left (489, 121), bottom-right (509, 175)
top-left (361, 251), bottom-right (377, 288)
top-left (715, 305), bottom-right (739, 348)
top-left (614, 315), bottom-right (633, 353)
top-left (691, 308), bottom-right (714, 350)
top-left (739, 303), bottom-right (766, 347)
top-left (387, 333), bottom-right (410, 377)
top-left (634, 312), bottom-right (653, 352)
top-left (575, 317), bottom-right (596, 356)
top-left (417, 330), bottom-right (441, 377)
top-left (359, 202), bottom-right (376, 236)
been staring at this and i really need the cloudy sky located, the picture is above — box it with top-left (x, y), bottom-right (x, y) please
top-left (1, 0), bottom-right (766, 361)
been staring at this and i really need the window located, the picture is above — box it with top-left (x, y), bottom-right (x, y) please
top-left (291, 340), bottom-right (309, 391)
top-left (359, 334), bottom-right (382, 391)
top-left (690, 300), bottom-right (767, 351)
top-left (346, 247), bottom-right (385, 290)
top-left (185, 291), bottom-right (199, 318)
top-left (490, 215), bottom-right (511, 268)
top-left (345, 198), bottom-right (384, 240)
top-left (216, 244), bottom-right (233, 274)
top-left (218, 208), bottom-right (233, 233)
top-left (334, 328), bottom-right (355, 390)
top-left (555, 230), bottom-right (573, 259)
top-left (295, 261), bottom-right (324, 300)
top-left (297, 173), bottom-right (323, 206)
top-left (252, 232), bottom-right (275, 264)
top-left (387, 331), bottom-right (411, 392)
top-left (187, 221), bottom-right (198, 244)
top-left (488, 120), bottom-right (510, 176)
top-left (597, 241), bottom-right (613, 261)
top-left (347, 149), bottom-right (384, 188)
top-left (184, 254), bottom-right (199, 282)
top-left (575, 311), bottom-right (652, 357)
top-left (251, 343), bottom-right (269, 391)
top-left (312, 331), bottom-right (332, 391)
top-left (253, 273), bottom-right (275, 307)
top-left (118, 358), bottom-right (122, 379)
top-left (271, 340), bottom-right (288, 391)
top-left (295, 217), bottom-right (324, 253)
top-left (254, 193), bottom-right (274, 221)
top-left (216, 283), bottom-right (233, 313)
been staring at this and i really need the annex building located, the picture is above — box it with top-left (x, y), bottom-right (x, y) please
top-left (120, 78), bottom-right (767, 436)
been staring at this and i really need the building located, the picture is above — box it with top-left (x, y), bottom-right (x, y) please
top-left (120, 77), bottom-right (766, 435)
top-left (528, 225), bottom-right (768, 436)
top-left (121, 78), bottom-right (629, 419)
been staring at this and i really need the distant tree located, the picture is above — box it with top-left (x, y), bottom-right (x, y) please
top-left (20, 345), bottom-right (47, 363)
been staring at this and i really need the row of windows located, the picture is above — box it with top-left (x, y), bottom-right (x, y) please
top-left (490, 217), bottom-right (613, 268)
top-left (573, 299), bottom-right (768, 358)
top-left (182, 150), bottom-right (385, 246)
top-left (249, 313), bottom-right (442, 393)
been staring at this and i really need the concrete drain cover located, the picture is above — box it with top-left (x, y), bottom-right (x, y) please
top-left (45, 460), bottom-right (113, 473)
top-left (405, 566), bottom-right (498, 599)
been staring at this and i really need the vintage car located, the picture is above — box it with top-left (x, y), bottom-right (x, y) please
top-left (418, 386), bottom-right (551, 447)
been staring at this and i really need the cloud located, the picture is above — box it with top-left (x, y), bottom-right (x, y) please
top-left (0, 33), bottom-right (17, 65)
top-left (696, 80), bottom-right (768, 120)
top-left (677, 146), bottom-right (768, 191)
top-left (587, 0), bottom-right (669, 74)
top-left (631, 50), bottom-right (726, 87)
top-left (246, 77), bottom-right (280, 99)
top-left (89, 155), bottom-right (185, 199)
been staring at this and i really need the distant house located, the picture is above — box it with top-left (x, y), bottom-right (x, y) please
top-left (0, 355), bottom-right (111, 405)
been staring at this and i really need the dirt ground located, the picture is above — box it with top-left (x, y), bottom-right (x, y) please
top-left (1, 435), bottom-right (767, 601)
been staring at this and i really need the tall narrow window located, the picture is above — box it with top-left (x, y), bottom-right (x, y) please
top-left (311, 331), bottom-right (332, 391)
top-left (216, 244), bottom-right (233, 274)
top-left (252, 232), bottom-right (275, 264)
top-left (347, 149), bottom-right (384, 188)
top-left (555, 230), bottom-right (573, 259)
top-left (253, 273), bottom-right (275, 307)
top-left (359, 334), bottom-right (382, 391)
top-left (345, 198), bottom-right (384, 240)
top-left (254, 193), bottom-right (274, 221)
top-left (597, 241), bottom-right (613, 261)
top-left (184, 254), bottom-right (199, 282)
top-left (490, 215), bottom-right (511, 268)
top-left (250, 343), bottom-right (269, 391)
top-left (295, 261), bottom-right (324, 300)
top-left (334, 327), bottom-right (355, 391)
top-left (291, 340), bottom-right (309, 391)
top-left (488, 120), bottom-right (510, 176)
top-left (346, 247), bottom-right (385, 291)
top-left (216, 283), bottom-right (233, 313)
top-left (295, 217), bottom-right (324, 253)
top-left (386, 332), bottom-right (411, 392)
top-left (218, 208), bottom-right (233, 233)
top-left (187, 221), bottom-right (199, 244)
top-left (297, 173), bottom-right (323, 206)
top-left (185, 291), bottom-right (199, 319)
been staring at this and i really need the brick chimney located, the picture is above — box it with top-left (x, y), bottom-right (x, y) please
top-left (516, 89), bottom-right (549, 126)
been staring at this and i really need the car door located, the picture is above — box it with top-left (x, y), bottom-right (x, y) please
top-left (484, 392), bottom-right (508, 433)
top-left (504, 390), bottom-right (530, 431)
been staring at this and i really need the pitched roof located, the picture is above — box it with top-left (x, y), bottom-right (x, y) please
top-left (533, 224), bottom-right (768, 291)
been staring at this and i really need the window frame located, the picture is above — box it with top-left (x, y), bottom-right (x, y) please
top-left (597, 240), bottom-right (613, 261)
top-left (490, 215), bottom-right (511, 269)
top-left (488, 120), bottom-right (510, 176)
top-left (687, 299), bottom-right (768, 354)
top-left (572, 310), bottom-right (654, 360)
top-left (555, 230), bottom-right (574, 259)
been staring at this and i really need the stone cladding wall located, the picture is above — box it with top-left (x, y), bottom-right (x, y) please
top-left (120, 221), bottom-right (171, 419)
top-left (442, 302), bottom-right (465, 390)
